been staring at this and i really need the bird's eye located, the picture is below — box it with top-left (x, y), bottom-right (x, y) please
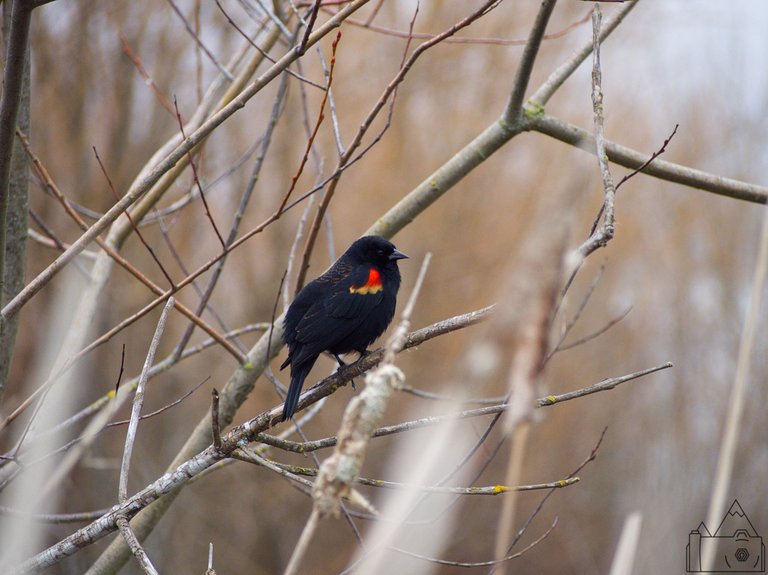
top-left (377, 249), bottom-right (384, 256)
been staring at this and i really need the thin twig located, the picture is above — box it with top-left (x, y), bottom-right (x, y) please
top-left (211, 389), bottom-right (222, 450)
top-left (537, 362), bottom-right (672, 406)
top-left (337, 9), bottom-right (590, 45)
top-left (215, 0), bottom-right (324, 89)
top-left (116, 516), bottom-right (160, 575)
top-left (578, 5), bottom-right (616, 259)
top-left (93, 147), bottom-right (176, 288)
top-left (21, 350), bottom-right (647, 484)
top-left (589, 124), bottom-right (680, 235)
top-left (6, 378), bottom-right (210, 473)
top-left (166, 0), bottom-right (233, 80)
top-left (173, 97), bottom-right (226, 248)
top-left (118, 31), bottom-right (176, 116)
top-left (156, 217), bottom-right (243, 354)
top-left (283, 31), bottom-right (341, 227)
top-left (555, 306), bottom-right (631, 352)
top-left (297, 0), bottom-right (322, 55)
top-left (548, 264), bottom-right (604, 357)
top-left (616, 123), bottom-right (679, 190)
top-left (488, 428), bottom-right (608, 574)
top-left (393, 517), bottom-right (558, 568)
top-left (256, 456), bottom-right (580, 494)
top-left (283, 195), bottom-right (316, 309)
top-left (12, 130), bottom-right (244, 365)
top-left (119, 298), bottom-right (175, 503)
top-left (0, 506), bottom-right (111, 524)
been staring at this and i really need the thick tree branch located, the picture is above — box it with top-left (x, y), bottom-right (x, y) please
top-left (526, 113), bottom-right (768, 204)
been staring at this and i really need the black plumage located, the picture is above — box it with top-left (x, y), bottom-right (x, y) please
top-left (280, 236), bottom-right (408, 421)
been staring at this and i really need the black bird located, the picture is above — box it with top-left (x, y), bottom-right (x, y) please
top-left (280, 236), bottom-right (408, 421)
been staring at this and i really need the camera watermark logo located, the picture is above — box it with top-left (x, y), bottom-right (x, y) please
top-left (687, 499), bottom-right (764, 572)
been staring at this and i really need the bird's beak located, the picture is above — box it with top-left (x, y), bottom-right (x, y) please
top-left (389, 249), bottom-right (409, 261)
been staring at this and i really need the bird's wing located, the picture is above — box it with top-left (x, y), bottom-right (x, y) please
top-left (291, 267), bottom-right (383, 360)
top-left (326, 266), bottom-right (384, 319)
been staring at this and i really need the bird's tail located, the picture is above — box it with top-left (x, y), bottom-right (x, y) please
top-left (281, 358), bottom-right (315, 421)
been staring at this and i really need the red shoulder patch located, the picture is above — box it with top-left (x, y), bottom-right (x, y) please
top-left (349, 267), bottom-right (383, 295)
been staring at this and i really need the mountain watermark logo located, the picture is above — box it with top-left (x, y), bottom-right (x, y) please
top-left (687, 500), bottom-right (764, 572)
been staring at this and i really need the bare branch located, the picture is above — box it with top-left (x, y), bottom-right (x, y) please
top-left (254, 456), bottom-right (581, 494)
top-left (93, 147), bottom-right (177, 288)
top-left (615, 123), bottom-right (679, 190)
top-left (210, 389), bottom-right (222, 451)
top-left (172, 97), bottom-right (226, 249)
top-left (119, 298), bottom-right (175, 503)
top-left (116, 516), bottom-right (159, 575)
top-left (578, 5), bottom-right (616, 259)
top-left (118, 31), bottom-right (176, 116)
top-left (530, 0), bottom-right (637, 107)
top-left (526, 113), bottom-right (768, 204)
top-left (296, 0), bottom-right (322, 55)
top-left (0, 506), bottom-right (111, 524)
top-left (254, 362), bottom-right (671, 455)
top-left (166, 0), bottom-right (233, 80)
top-left (12, 130), bottom-right (245, 364)
top-left (502, 0), bottom-right (557, 124)
top-left (392, 517), bottom-right (558, 568)
top-left (335, 9), bottom-right (590, 46)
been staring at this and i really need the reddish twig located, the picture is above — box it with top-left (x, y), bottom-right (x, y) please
top-left (283, 31), bottom-right (342, 221)
top-left (173, 97), bottom-right (226, 249)
top-left (119, 31), bottom-right (176, 117)
top-left (93, 147), bottom-right (176, 288)
top-left (335, 9), bottom-right (590, 46)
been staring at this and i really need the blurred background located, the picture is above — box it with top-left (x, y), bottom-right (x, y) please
top-left (1, 0), bottom-right (767, 573)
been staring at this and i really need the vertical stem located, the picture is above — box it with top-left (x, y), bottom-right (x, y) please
top-left (0, 0), bottom-right (32, 403)
top-left (702, 207), bottom-right (768, 570)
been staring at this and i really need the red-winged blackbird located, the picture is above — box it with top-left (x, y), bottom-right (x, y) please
top-left (280, 236), bottom-right (408, 421)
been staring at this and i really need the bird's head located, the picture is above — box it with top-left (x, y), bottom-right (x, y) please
top-left (347, 236), bottom-right (408, 269)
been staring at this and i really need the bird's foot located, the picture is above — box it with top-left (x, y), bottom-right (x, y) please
top-left (333, 354), bottom-right (358, 389)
